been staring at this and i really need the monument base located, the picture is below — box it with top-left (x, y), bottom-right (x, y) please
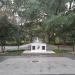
top-left (23, 51), bottom-right (55, 54)
top-left (31, 50), bottom-right (46, 52)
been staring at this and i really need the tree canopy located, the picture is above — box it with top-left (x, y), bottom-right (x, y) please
top-left (0, 0), bottom-right (75, 45)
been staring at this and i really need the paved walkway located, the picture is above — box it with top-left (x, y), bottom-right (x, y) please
top-left (0, 44), bottom-right (73, 51)
top-left (0, 44), bottom-right (57, 51)
top-left (0, 56), bottom-right (75, 74)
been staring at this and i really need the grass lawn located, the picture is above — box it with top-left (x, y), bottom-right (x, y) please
top-left (53, 49), bottom-right (75, 56)
top-left (0, 49), bottom-right (75, 56)
top-left (53, 49), bottom-right (70, 53)
top-left (0, 50), bottom-right (24, 56)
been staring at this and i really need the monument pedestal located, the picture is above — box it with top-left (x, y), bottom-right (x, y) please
top-left (31, 43), bottom-right (46, 52)
top-left (22, 37), bottom-right (55, 54)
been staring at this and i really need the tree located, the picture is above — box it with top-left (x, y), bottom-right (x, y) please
top-left (0, 15), bottom-right (14, 52)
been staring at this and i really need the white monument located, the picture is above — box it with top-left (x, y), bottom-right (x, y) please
top-left (31, 37), bottom-right (46, 52)
top-left (22, 37), bottom-right (55, 54)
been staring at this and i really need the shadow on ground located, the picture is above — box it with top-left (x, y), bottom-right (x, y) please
top-left (0, 56), bottom-right (8, 62)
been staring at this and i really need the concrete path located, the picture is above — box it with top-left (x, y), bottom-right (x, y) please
top-left (0, 44), bottom-right (57, 51)
top-left (0, 56), bottom-right (75, 74)
top-left (0, 44), bottom-right (73, 52)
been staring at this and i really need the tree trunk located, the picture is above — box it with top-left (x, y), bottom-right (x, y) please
top-left (73, 44), bottom-right (75, 52)
top-left (24, 38), bottom-right (26, 44)
top-left (18, 45), bottom-right (19, 50)
top-left (47, 32), bottom-right (51, 44)
top-left (57, 45), bottom-right (60, 50)
top-left (1, 46), bottom-right (4, 53)
top-left (1, 40), bottom-right (5, 53)
top-left (72, 44), bottom-right (75, 55)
